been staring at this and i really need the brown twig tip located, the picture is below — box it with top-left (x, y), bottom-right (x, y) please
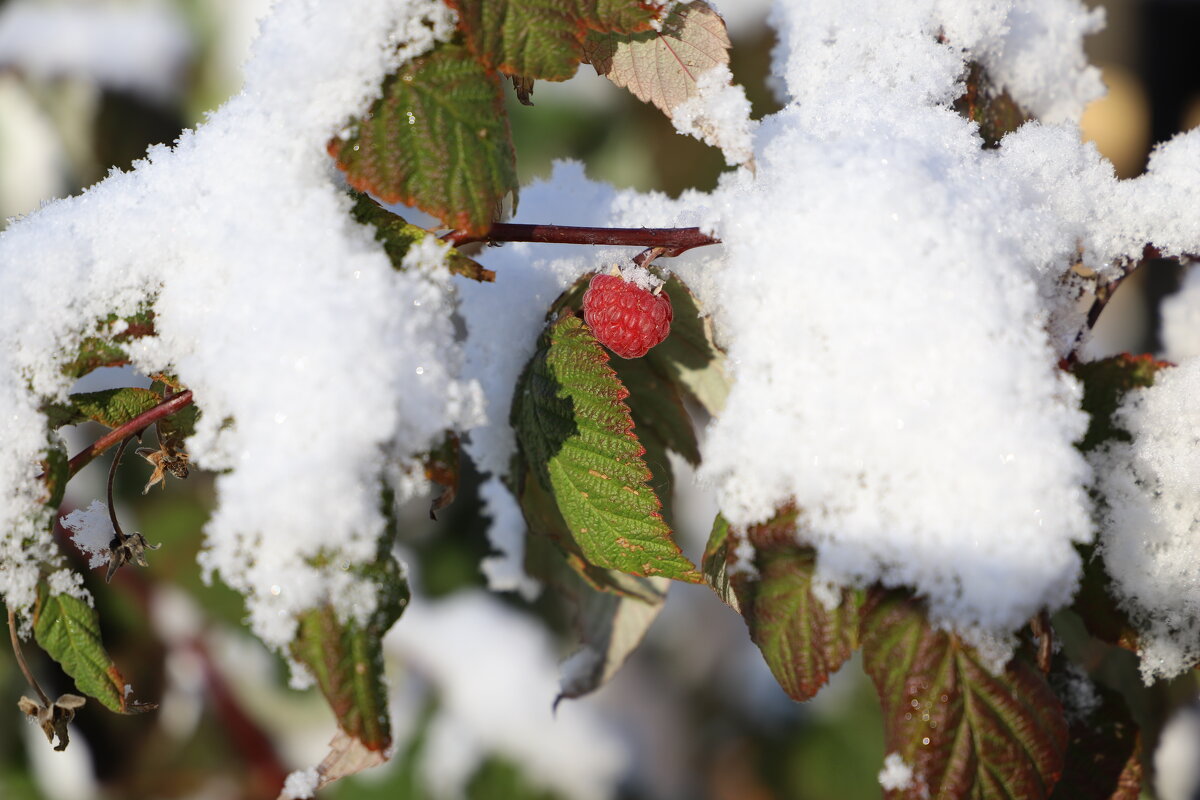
top-left (67, 389), bottom-right (194, 479)
top-left (445, 223), bottom-right (721, 257)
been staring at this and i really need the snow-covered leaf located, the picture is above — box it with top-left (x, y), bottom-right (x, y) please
top-left (331, 42), bottom-right (516, 237)
top-left (512, 314), bottom-right (699, 582)
top-left (58, 310), bottom-right (155, 379)
top-left (350, 193), bottom-right (494, 282)
top-left (32, 584), bottom-right (154, 714)
top-left (290, 552), bottom-right (409, 751)
top-left (1073, 354), bottom-right (1170, 453)
top-left (732, 508), bottom-right (861, 702)
top-left (446, 0), bottom-right (657, 81)
top-left (584, 1), bottom-right (728, 117)
top-left (952, 61), bottom-right (1030, 148)
top-left (277, 730), bottom-right (387, 800)
top-left (862, 590), bottom-right (1068, 799)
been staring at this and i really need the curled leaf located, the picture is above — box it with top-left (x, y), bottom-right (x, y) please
top-left (18, 693), bottom-right (86, 751)
top-left (105, 532), bottom-right (161, 583)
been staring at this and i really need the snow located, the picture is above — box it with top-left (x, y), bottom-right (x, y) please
top-left (0, 0), bottom-right (478, 648)
top-left (671, 65), bottom-right (756, 166)
top-left (478, 475), bottom-right (540, 600)
top-left (877, 752), bottom-right (914, 791)
top-left (384, 591), bottom-right (627, 800)
top-left (60, 500), bottom-right (116, 570)
top-left (1162, 265), bottom-right (1200, 361)
top-left (1156, 703), bottom-right (1200, 800)
top-left (1092, 359), bottom-right (1200, 681)
top-left (0, 0), bottom-right (192, 101)
top-left (280, 767), bottom-right (319, 799)
top-left (2, 0), bottom-right (1200, 779)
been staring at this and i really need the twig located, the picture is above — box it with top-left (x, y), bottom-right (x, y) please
top-left (633, 246), bottom-right (668, 269)
top-left (107, 436), bottom-right (135, 543)
top-left (8, 607), bottom-right (49, 706)
top-left (444, 223), bottom-right (720, 257)
top-left (67, 390), bottom-right (193, 479)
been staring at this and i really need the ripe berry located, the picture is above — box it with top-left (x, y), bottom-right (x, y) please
top-left (582, 272), bottom-right (673, 359)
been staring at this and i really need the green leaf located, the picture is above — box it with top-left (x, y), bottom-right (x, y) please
top-left (643, 275), bottom-right (729, 414)
top-left (350, 193), bottom-right (494, 282)
top-left (861, 590), bottom-right (1069, 799)
top-left (446, 0), bottom-right (657, 81)
top-left (584, 2), bottom-right (729, 116)
top-left (38, 441), bottom-right (69, 510)
top-left (53, 388), bottom-right (163, 429)
top-left (730, 508), bottom-right (861, 702)
top-left (609, 347), bottom-right (699, 528)
top-left (700, 513), bottom-right (739, 611)
top-left (331, 43), bottom-right (517, 237)
top-left (32, 584), bottom-right (149, 714)
top-left (291, 488), bottom-right (410, 751)
top-left (512, 314), bottom-right (699, 582)
top-left (611, 352), bottom-right (700, 467)
top-left (59, 310), bottom-right (156, 380)
top-left (291, 553), bottom-right (409, 751)
top-left (525, 529), bottom-right (667, 701)
top-left (1073, 353), bottom-right (1170, 453)
top-left (518, 475), bottom-right (666, 699)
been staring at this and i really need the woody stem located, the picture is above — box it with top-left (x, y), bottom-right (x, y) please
top-left (8, 607), bottom-right (49, 706)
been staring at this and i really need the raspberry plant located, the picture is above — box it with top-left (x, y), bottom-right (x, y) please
top-left (2, 1), bottom-right (1199, 798)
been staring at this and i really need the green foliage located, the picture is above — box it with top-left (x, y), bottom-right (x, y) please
top-left (350, 194), bottom-right (494, 282)
top-left (1073, 353), bottom-right (1170, 452)
top-left (290, 551), bottom-right (410, 751)
top-left (734, 511), bottom-right (861, 703)
top-left (700, 513), bottom-right (738, 610)
top-left (43, 388), bottom-right (163, 430)
top-left (32, 584), bottom-right (149, 714)
top-left (59, 311), bottom-right (156, 379)
top-left (861, 590), bottom-right (1068, 799)
top-left (331, 43), bottom-right (517, 236)
top-left (641, 276), bottom-right (729, 413)
top-left (512, 313), bottom-right (698, 581)
top-left (446, 0), bottom-right (658, 81)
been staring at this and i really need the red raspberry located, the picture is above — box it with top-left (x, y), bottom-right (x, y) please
top-left (582, 272), bottom-right (673, 359)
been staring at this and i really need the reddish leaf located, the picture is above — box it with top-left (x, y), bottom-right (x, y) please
top-left (446, 0), bottom-right (658, 81)
top-left (718, 508), bottom-right (860, 702)
top-left (330, 43), bottom-right (516, 236)
top-left (861, 590), bottom-right (1069, 799)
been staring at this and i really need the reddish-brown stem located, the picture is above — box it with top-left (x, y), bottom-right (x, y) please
top-left (8, 606), bottom-right (49, 706)
top-left (106, 436), bottom-right (135, 542)
top-left (445, 223), bottom-right (720, 257)
top-left (1065, 245), bottom-right (1192, 366)
top-left (67, 390), bottom-right (193, 479)
top-left (633, 246), bottom-right (668, 268)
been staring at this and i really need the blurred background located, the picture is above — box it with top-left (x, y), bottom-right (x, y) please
top-left (0, 1), bottom-right (1198, 798)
